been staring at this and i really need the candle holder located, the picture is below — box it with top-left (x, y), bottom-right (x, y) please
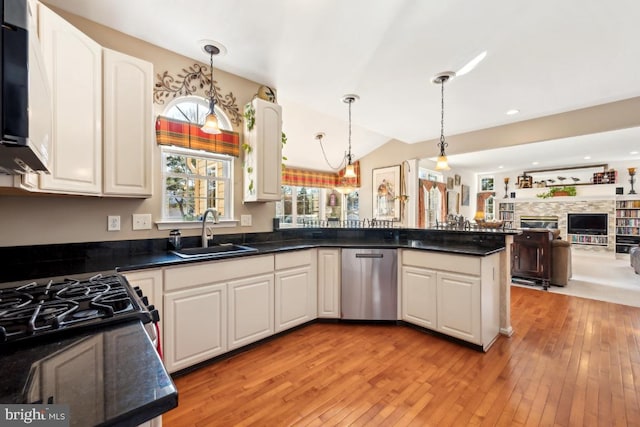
top-left (503, 177), bottom-right (509, 198)
top-left (629, 167), bottom-right (637, 195)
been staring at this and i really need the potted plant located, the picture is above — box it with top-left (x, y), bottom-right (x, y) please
top-left (537, 185), bottom-right (577, 199)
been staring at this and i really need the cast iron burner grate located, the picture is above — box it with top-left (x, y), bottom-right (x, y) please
top-left (0, 273), bottom-right (152, 346)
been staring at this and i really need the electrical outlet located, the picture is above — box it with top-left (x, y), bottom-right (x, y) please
top-left (240, 214), bottom-right (252, 226)
top-left (107, 215), bottom-right (120, 231)
top-left (132, 213), bottom-right (152, 230)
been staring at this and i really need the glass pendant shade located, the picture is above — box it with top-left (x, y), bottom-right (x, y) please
top-left (435, 154), bottom-right (450, 171)
top-left (201, 111), bottom-right (221, 134)
top-left (344, 163), bottom-right (356, 178)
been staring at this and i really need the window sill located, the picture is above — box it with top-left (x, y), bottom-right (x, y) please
top-left (156, 219), bottom-right (239, 231)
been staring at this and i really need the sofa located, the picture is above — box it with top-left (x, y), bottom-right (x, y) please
top-left (551, 233), bottom-right (572, 286)
top-left (631, 246), bottom-right (640, 275)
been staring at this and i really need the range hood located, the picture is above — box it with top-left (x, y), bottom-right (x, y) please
top-left (1, 0), bottom-right (52, 175)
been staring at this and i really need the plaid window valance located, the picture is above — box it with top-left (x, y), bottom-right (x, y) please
top-left (155, 116), bottom-right (240, 157)
top-left (282, 161), bottom-right (360, 189)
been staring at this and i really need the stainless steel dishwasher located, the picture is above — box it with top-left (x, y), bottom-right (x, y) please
top-left (341, 248), bottom-right (397, 320)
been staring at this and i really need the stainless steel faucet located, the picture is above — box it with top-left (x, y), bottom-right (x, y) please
top-left (201, 208), bottom-right (219, 247)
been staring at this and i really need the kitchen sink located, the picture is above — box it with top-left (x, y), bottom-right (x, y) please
top-left (171, 244), bottom-right (257, 259)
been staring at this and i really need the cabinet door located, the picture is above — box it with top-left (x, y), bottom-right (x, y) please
top-left (103, 49), bottom-right (153, 197)
top-left (511, 241), bottom-right (544, 278)
top-left (436, 272), bottom-right (481, 344)
top-left (275, 266), bottom-right (315, 332)
top-left (122, 269), bottom-right (163, 336)
top-left (39, 335), bottom-right (104, 422)
top-left (163, 283), bottom-right (227, 373)
top-left (38, 5), bottom-right (102, 195)
top-left (243, 98), bottom-right (282, 202)
top-left (401, 266), bottom-right (437, 329)
top-left (317, 249), bottom-right (341, 318)
top-left (228, 274), bottom-right (274, 350)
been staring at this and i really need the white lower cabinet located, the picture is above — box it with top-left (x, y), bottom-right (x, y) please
top-left (228, 274), bottom-right (274, 350)
top-left (274, 250), bottom-right (317, 332)
top-left (436, 272), bottom-right (481, 344)
top-left (400, 250), bottom-right (499, 350)
top-left (163, 283), bottom-right (227, 373)
top-left (317, 249), bottom-right (341, 318)
top-left (122, 269), bottom-right (163, 335)
top-left (401, 266), bottom-right (437, 329)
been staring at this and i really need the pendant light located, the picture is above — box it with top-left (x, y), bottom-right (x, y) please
top-left (201, 44), bottom-right (222, 134)
top-left (342, 94), bottom-right (358, 178)
top-left (432, 72), bottom-right (454, 171)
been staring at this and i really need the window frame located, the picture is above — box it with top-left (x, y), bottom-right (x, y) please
top-left (276, 185), bottom-right (359, 227)
top-left (156, 96), bottom-right (237, 231)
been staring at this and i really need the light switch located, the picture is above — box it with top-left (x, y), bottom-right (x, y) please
top-left (132, 213), bottom-right (152, 230)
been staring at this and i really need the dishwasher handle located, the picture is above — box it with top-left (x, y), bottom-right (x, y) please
top-left (355, 253), bottom-right (384, 259)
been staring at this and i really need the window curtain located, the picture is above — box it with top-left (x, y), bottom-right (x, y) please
top-left (155, 116), bottom-right (240, 157)
top-left (282, 161), bottom-right (361, 189)
top-left (417, 179), bottom-right (447, 228)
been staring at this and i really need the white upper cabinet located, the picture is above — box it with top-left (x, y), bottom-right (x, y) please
top-left (15, 4), bottom-right (153, 198)
top-left (38, 4), bottom-right (102, 195)
top-left (103, 49), bottom-right (153, 197)
top-left (243, 98), bottom-right (282, 202)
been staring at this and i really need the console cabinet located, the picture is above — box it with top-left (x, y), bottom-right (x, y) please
top-left (511, 229), bottom-right (552, 287)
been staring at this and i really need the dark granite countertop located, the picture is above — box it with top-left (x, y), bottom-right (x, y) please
top-left (115, 238), bottom-right (504, 273)
top-left (0, 228), bottom-right (515, 283)
top-left (0, 321), bottom-right (177, 426)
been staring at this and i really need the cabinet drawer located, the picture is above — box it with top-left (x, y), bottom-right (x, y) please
top-left (402, 250), bottom-right (480, 276)
top-left (515, 231), bottom-right (549, 244)
top-left (164, 255), bottom-right (274, 292)
top-left (275, 249), bottom-right (313, 270)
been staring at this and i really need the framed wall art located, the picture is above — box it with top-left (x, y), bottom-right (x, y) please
top-left (372, 165), bottom-right (400, 220)
top-left (461, 184), bottom-right (470, 206)
top-left (480, 177), bottom-right (494, 191)
top-left (447, 177), bottom-right (454, 190)
top-left (454, 174), bottom-right (461, 186)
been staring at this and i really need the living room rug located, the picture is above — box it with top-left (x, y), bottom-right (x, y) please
top-left (512, 251), bottom-right (640, 307)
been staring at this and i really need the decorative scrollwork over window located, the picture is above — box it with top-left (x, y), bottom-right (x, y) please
top-left (154, 63), bottom-right (242, 126)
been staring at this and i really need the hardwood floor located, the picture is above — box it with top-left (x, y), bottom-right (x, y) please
top-left (162, 287), bottom-right (640, 426)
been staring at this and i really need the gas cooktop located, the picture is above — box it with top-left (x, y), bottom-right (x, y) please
top-left (0, 273), bottom-right (154, 347)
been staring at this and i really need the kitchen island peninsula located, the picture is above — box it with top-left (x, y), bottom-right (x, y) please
top-left (1, 227), bottom-right (519, 376)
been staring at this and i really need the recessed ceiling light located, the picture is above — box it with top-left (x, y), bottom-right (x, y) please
top-left (498, 165), bottom-right (504, 169)
top-left (532, 161), bottom-right (539, 165)
top-left (506, 109), bottom-right (520, 115)
top-left (631, 151), bottom-right (639, 155)
top-left (584, 156), bottom-right (591, 160)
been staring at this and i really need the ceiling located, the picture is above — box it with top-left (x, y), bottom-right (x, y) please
top-left (44, 0), bottom-right (640, 172)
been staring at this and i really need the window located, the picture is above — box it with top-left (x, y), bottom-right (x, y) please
top-left (276, 186), bottom-right (359, 226)
top-left (160, 96), bottom-right (234, 224)
top-left (163, 95), bottom-right (231, 130)
top-left (161, 147), bottom-right (233, 221)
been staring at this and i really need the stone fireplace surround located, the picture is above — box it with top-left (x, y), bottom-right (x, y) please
top-left (513, 198), bottom-right (616, 253)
